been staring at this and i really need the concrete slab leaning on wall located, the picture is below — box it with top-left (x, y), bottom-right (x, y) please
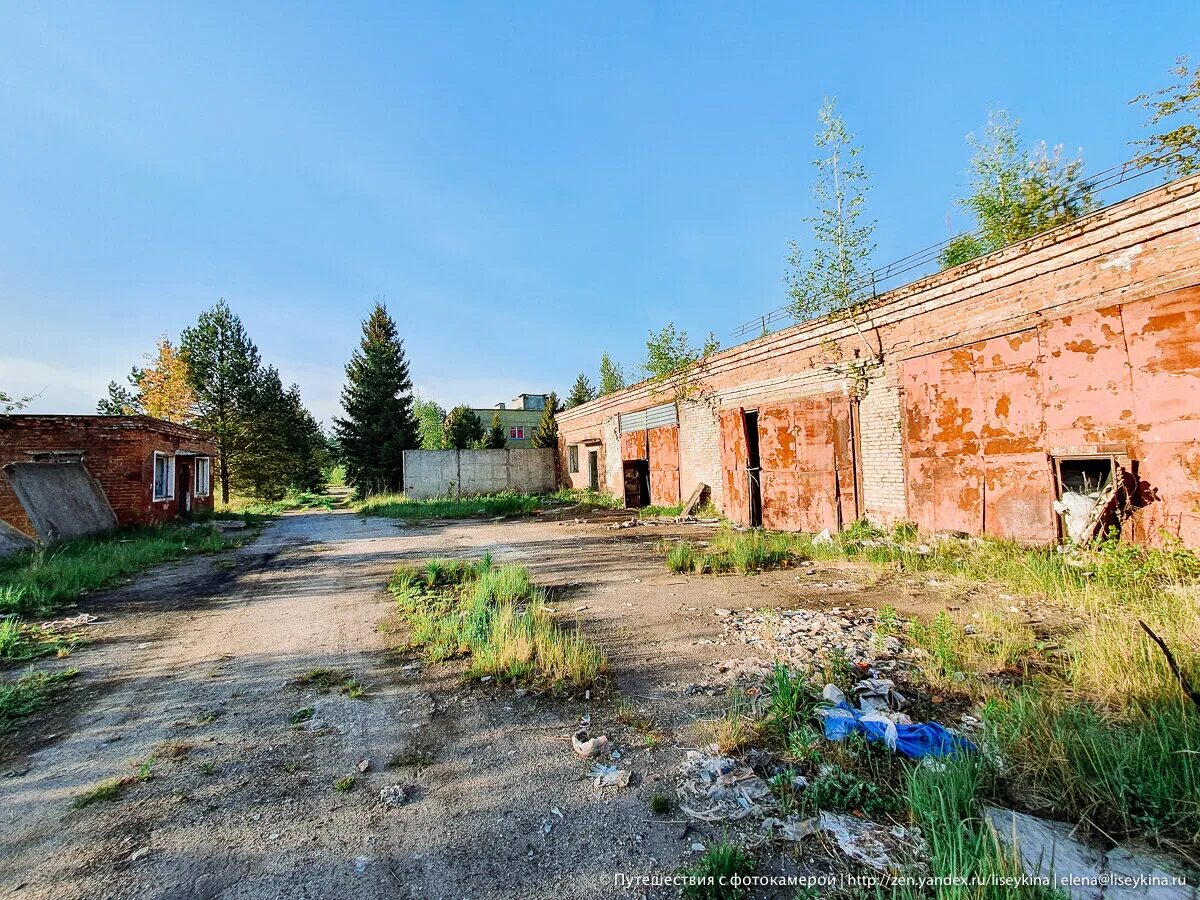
top-left (402, 449), bottom-right (556, 499)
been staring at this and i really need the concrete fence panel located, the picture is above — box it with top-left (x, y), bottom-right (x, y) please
top-left (402, 449), bottom-right (555, 500)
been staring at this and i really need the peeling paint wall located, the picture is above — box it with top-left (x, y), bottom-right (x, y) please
top-left (556, 175), bottom-right (1200, 545)
top-left (903, 285), bottom-right (1200, 544)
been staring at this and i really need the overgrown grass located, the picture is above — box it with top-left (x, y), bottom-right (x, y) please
top-left (0, 617), bottom-right (76, 665)
top-left (548, 488), bottom-right (623, 511)
top-left (220, 490), bottom-right (336, 515)
top-left (388, 555), bottom-right (606, 691)
top-left (680, 840), bottom-right (756, 900)
top-left (900, 753), bottom-right (1050, 900)
top-left (0, 524), bottom-right (251, 618)
top-left (985, 689), bottom-right (1200, 846)
top-left (0, 667), bottom-right (78, 732)
top-left (660, 527), bottom-right (807, 575)
top-left (360, 491), bottom-right (543, 520)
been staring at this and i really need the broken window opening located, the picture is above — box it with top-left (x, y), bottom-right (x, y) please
top-left (1052, 455), bottom-right (1116, 544)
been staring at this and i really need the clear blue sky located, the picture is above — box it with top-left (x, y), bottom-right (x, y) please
top-left (2, 2), bottom-right (1196, 424)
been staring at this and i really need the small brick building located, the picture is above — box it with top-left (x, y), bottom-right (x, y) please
top-left (557, 173), bottom-right (1200, 548)
top-left (0, 415), bottom-right (217, 542)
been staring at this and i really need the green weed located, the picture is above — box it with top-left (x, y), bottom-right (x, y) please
top-left (0, 667), bottom-right (78, 731)
top-left (680, 840), bottom-right (756, 900)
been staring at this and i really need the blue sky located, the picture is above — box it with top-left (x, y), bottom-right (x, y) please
top-left (1, 2), bottom-right (1196, 424)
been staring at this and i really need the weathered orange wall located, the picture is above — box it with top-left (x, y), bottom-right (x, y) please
top-left (902, 285), bottom-right (1200, 544)
top-left (557, 174), bottom-right (1200, 545)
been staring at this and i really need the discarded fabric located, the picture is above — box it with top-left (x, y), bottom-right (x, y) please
top-left (677, 746), bottom-right (774, 822)
top-left (572, 729), bottom-right (609, 758)
top-left (818, 700), bottom-right (974, 758)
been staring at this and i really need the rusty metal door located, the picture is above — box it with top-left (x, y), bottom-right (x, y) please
top-left (757, 395), bottom-right (856, 533)
top-left (718, 408), bottom-right (750, 526)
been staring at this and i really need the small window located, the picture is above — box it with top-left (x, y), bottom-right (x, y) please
top-left (509, 426), bottom-right (525, 440)
top-left (568, 445), bottom-right (579, 473)
top-left (1053, 454), bottom-right (1116, 543)
top-left (195, 457), bottom-right (212, 497)
top-left (153, 453), bottom-right (175, 501)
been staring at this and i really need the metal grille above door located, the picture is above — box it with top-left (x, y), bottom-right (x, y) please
top-left (618, 402), bottom-right (677, 434)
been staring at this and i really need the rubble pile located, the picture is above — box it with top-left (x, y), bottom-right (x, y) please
top-left (722, 605), bottom-right (901, 668)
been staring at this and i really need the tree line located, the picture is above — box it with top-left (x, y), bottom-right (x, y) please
top-left (98, 300), bottom-right (328, 503)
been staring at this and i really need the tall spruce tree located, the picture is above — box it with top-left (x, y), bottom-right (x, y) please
top-left (180, 299), bottom-right (263, 504)
top-left (484, 413), bottom-right (508, 449)
top-left (566, 373), bottom-right (597, 408)
top-left (443, 405), bottom-right (485, 449)
top-left (335, 303), bottom-right (419, 496)
top-left (236, 367), bottom-right (327, 499)
top-left (530, 392), bottom-right (561, 449)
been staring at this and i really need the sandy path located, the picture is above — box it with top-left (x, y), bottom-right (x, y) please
top-left (1, 509), bottom-right (938, 899)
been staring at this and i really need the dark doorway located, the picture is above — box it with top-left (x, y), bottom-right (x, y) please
top-left (587, 450), bottom-right (599, 491)
top-left (744, 410), bottom-right (763, 527)
top-left (622, 459), bottom-right (650, 508)
top-left (176, 458), bottom-right (193, 517)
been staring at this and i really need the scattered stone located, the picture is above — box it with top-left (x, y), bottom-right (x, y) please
top-left (379, 784), bottom-right (412, 808)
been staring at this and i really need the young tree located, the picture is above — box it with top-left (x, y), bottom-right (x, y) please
top-left (443, 405), bottom-right (485, 449)
top-left (940, 109), bottom-right (1094, 268)
top-left (787, 97), bottom-right (877, 322)
top-left (138, 337), bottom-right (196, 423)
top-left (1131, 56), bottom-right (1200, 178)
top-left (598, 354), bottom-right (626, 396)
top-left (642, 323), bottom-right (719, 403)
top-left (334, 302), bottom-right (419, 496)
top-left (566, 372), bottom-right (597, 408)
top-left (483, 413), bottom-right (508, 449)
top-left (530, 392), bottom-right (561, 449)
top-left (97, 336), bottom-right (195, 422)
top-left (180, 299), bottom-right (263, 504)
top-left (414, 396), bottom-right (447, 450)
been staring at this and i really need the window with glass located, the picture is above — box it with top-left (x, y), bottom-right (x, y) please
top-left (153, 453), bottom-right (175, 501)
top-left (195, 457), bottom-right (212, 497)
top-left (568, 445), bottom-right (579, 473)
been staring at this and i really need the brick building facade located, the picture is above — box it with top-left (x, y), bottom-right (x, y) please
top-left (556, 174), bottom-right (1200, 547)
top-left (0, 416), bottom-right (217, 540)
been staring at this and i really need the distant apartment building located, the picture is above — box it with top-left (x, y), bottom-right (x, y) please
top-left (472, 394), bottom-right (549, 449)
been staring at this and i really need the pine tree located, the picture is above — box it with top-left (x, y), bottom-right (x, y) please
top-left (180, 299), bottom-right (263, 504)
top-left (443, 405), bottom-right (485, 449)
top-left (484, 413), bottom-right (508, 449)
top-left (97, 379), bottom-right (143, 415)
top-left (566, 373), bottom-right (597, 408)
top-left (335, 303), bottom-right (419, 496)
top-left (598, 354), bottom-right (626, 396)
top-left (530, 392), bottom-right (561, 449)
top-left (237, 368), bottom-right (327, 499)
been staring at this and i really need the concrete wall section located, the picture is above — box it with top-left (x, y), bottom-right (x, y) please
top-left (5, 462), bottom-right (117, 541)
top-left (402, 449), bottom-right (555, 499)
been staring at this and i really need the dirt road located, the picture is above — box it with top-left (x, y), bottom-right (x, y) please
top-left (1, 509), bottom-right (840, 899)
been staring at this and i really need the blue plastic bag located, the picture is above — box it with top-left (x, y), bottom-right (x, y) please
top-left (818, 701), bottom-right (975, 758)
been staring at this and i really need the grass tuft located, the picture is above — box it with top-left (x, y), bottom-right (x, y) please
top-left (389, 558), bottom-right (605, 691)
top-left (680, 840), bottom-right (756, 900)
top-left (0, 667), bottom-right (78, 732)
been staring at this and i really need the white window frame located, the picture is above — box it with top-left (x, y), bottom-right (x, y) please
top-left (153, 452), bottom-right (176, 502)
top-left (509, 426), bottom-right (525, 440)
top-left (194, 457), bottom-right (212, 498)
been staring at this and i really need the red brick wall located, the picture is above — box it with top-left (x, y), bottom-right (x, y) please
top-left (0, 416), bottom-right (217, 538)
top-left (556, 174), bottom-right (1200, 544)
